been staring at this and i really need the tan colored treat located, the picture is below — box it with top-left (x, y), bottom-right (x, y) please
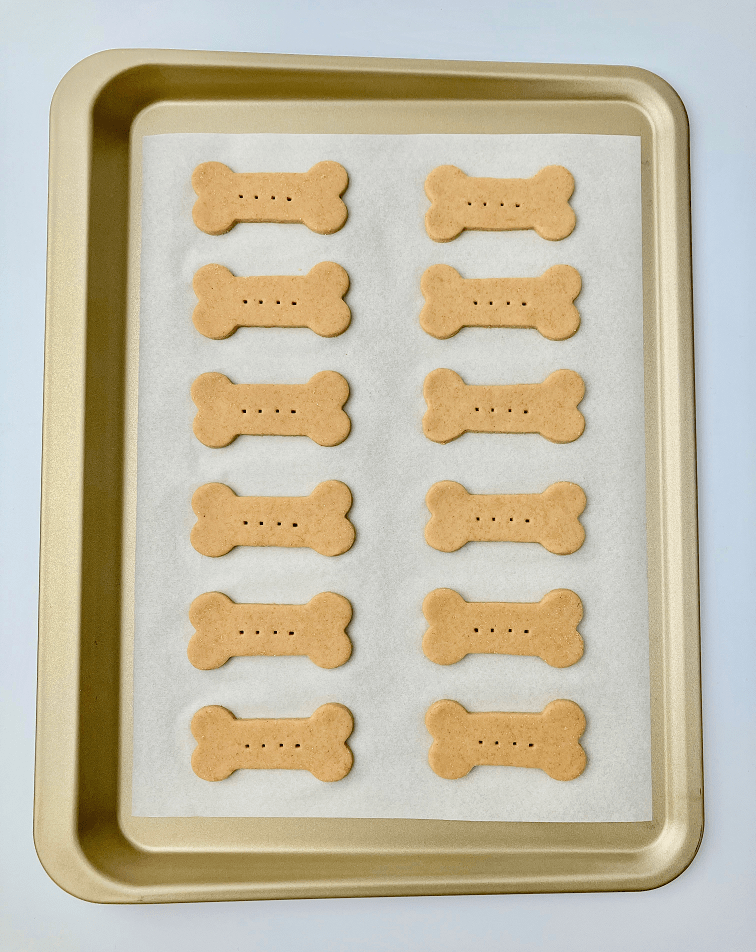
top-left (422, 369), bottom-right (585, 444)
top-left (422, 588), bottom-right (584, 668)
top-left (192, 161), bottom-right (348, 236)
top-left (188, 591), bottom-right (353, 670)
top-left (424, 480), bottom-right (586, 555)
top-left (191, 371), bottom-right (351, 448)
top-left (192, 261), bottom-right (351, 340)
top-left (191, 703), bottom-right (354, 782)
top-left (425, 699), bottom-right (587, 781)
top-left (419, 264), bottom-right (581, 340)
top-left (425, 164), bottom-right (576, 243)
top-left (191, 480), bottom-right (355, 558)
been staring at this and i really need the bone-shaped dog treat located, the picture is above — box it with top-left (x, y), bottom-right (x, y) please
top-left (192, 262), bottom-right (351, 340)
top-left (422, 588), bottom-right (584, 668)
top-left (425, 165), bottom-right (576, 243)
top-left (191, 703), bottom-right (354, 782)
top-left (425, 481), bottom-right (586, 555)
top-left (191, 371), bottom-right (351, 448)
top-left (190, 480), bottom-right (355, 558)
top-left (187, 591), bottom-right (353, 670)
top-left (419, 264), bottom-right (581, 340)
top-left (426, 699), bottom-right (586, 780)
top-left (422, 369), bottom-right (585, 444)
top-left (192, 161), bottom-right (348, 236)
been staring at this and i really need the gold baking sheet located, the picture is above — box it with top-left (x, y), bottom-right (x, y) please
top-left (36, 49), bottom-right (701, 902)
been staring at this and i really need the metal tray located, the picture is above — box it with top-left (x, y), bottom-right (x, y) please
top-left (36, 49), bottom-right (701, 902)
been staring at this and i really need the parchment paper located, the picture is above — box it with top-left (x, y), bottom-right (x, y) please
top-left (133, 133), bottom-right (650, 821)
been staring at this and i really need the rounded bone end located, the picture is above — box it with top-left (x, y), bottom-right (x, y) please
top-left (539, 370), bottom-right (586, 445)
top-left (424, 481), bottom-right (470, 551)
top-left (531, 165), bottom-right (575, 201)
top-left (192, 306), bottom-right (238, 341)
top-left (306, 591), bottom-right (353, 628)
top-left (538, 482), bottom-right (587, 555)
top-left (541, 264), bottom-right (582, 301)
top-left (308, 631), bottom-right (353, 669)
top-left (534, 206), bottom-right (577, 242)
top-left (304, 199), bottom-right (348, 236)
top-left (187, 633), bottom-right (231, 670)
top-left (539, 630), bottom-right (585, 668)
top-left (425, 207), bottom-right (464, 243)
top-left (188, 591), bottom-right (234, 656)
top-left (425, 700), bottom-right (473, 779)
top-left (308, 259), bottom-right (350, 292)
top-left (190, 483), bottom-right (237, 557)
top-left (540, 699), bottom-right (587, 780)
top-left (305, 593), bottom-right (354, 668)
top-left (306, 161), bottom-right (349, 196)
top-left (419, 265), bottom-right (464, 338)
top-left (422, 627), bottom-right (466, 665)
top-left (422, 368), bottom-right (466, 443)
top-left (424, 165), bottom-right (467, 201)
top-left (306, 480), bottom-right (355, 555)
top-left (190, 705), bottom-right (236, 781)
top-left (307, 703), bottom-right (354, 781)
top-left (191, 161), bottom-right (233, 193)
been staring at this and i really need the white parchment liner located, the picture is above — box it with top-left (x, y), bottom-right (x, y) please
top-left (133, 133), bottom-right (650, 821)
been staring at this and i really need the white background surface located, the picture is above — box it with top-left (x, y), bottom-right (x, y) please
top-left (1, 0), bottom-right (754, 948)
top-left (135, 133), bottom-right (649, 821)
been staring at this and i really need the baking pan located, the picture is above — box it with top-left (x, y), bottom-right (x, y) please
top-left (36, 49), bottom-right (701, 902)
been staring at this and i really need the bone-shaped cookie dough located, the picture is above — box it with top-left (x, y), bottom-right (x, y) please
top-left (425, 165), bottom-right (576, 243)
top-left (425, 481), bottom-right (586, 555)
top-left (425, 699), bottom-right (587, 780)
top-left (191, 480), bottom-right (355, 558)
top-left (192, 261), bottom-right (351, 340)
top-left (422, 369), bottom-right (585, 444)
top-left (419, 264), bottom-right (581, 340)
top-left (191, 371), bottom-right (351, 448)
top-left (192, 161), bottom-right (348, 236)
top-left (191, 703), bottom-right (354, 782)
top-left (188, 591), bottom-right (353, 670)
top-left (422, 588), bottom-right (584, 668)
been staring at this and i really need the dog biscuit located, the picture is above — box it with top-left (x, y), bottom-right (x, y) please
top-left (425, 480), bottom-right (586, 555)
top-left (187, 591), bottom-right (353, 669)
top-left (191, 703), bottom-right (354, 782)
top-left (422, 369), bottom-right (585, 444)
top-left (425, 164), bottom-right (576, 243)
top-left (422, 588), bottom-right (584, 668)
top-left (425, 699), bottom-right (587, 781)
top-left (190, 480), bottom-right (355, 558)
top-left (192, 261), bottom-right (351, 340)
top-left (419, 264), bottom-right (581, 340)
top-left (191, 371), bottom-right (351, 448)
top-left (192, 161), bottom-right (348, 236)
